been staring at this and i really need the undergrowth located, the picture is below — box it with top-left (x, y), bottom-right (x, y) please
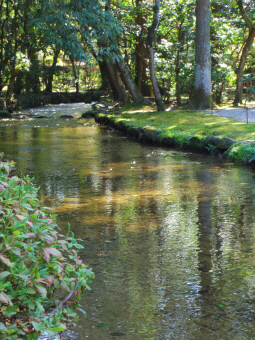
top-left (0, 154), bottom-right (94, 339)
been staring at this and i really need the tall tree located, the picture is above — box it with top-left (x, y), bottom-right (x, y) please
top-left (192, 0), bottom-right (211, 109)
top-left (233, 0), bottom-right (255, 104)
top-left (146, 0), bottom-right (165, 111)
top-left (105, 0), bottom-right (149, 105)
top-left (135, 0), bottom-right (152, 96)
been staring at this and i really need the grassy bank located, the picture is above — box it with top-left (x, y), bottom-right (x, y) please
top-left (95, 104), bottom-right (255, 166)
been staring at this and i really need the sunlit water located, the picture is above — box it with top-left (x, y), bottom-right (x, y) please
top-left (1, 103), bottom-right (255, 339)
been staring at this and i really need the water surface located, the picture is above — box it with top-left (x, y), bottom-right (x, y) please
top-left (1, 104), bottom-right (255, 339)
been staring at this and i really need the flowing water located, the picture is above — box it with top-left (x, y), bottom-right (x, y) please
top-left (1, 103), bottom-right (255, 339)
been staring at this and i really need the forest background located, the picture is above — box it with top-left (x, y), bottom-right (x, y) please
top-left (1, 0), bottom-right (255, 112)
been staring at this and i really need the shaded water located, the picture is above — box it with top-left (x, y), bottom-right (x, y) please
top-left (1, 104), bottom-right (255, 339)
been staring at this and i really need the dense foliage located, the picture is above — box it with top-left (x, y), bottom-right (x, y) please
top-left (0, 154), bottom-right (94, 339)
top-left (1, 0), bottom-right (255, 109)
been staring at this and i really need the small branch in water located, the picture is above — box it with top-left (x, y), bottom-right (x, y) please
top-left (49, 288), bottom-right (75, 316)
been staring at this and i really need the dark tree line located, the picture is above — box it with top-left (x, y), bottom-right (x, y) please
top-left (1, 0), bottom-right (255, 111)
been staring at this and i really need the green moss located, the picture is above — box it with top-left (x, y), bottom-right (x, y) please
top-left (108, 105), bottom-right (255, 141)
top-left (95, 104), bottom-right (255, 165)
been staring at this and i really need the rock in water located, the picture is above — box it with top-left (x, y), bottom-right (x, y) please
top-left (60, 115), bottom-right (74, 118)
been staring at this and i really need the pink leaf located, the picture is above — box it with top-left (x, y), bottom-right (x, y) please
top-left (0, 271), bottom-right (11, 280)
top-left (23, 233), bottom-right (36, 238)
top-left (46, 275), bottom-right (55, 287)
top-left (40, 235), bottom-right (54, 243)
top-left (60, 281), bottom-right (67, 292)
top-left (16, 215), bottom-right (25, 222)
top-left (34, 284), bottom-right (47, 297)
top-left (11, 247), bottom-right (21, 256)
top-left (26, 221), bottom-right (33, 227)
top-left (44, 247), bottom-right (62, 260)
top-left (0, 255), bottom-right (14, 267)
top-left (0, 292), bottom-right (13, 305)
top-left (2, 182), bottom-right (11, 188)
top-left (43, 249), bottom-right (50, 263)
top-left (17, 274), bottom-right (29, 281)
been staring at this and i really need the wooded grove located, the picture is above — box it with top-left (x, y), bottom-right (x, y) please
top-left (1, 0), bottom-right (255, 110)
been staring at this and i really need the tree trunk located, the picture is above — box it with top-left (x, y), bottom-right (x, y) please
top-left (45, 49), bottom-right (60, 93)
top-left (30, 49), bottom-right (40, 94)
top-left (105, 0), bottom-right (147, 105)
top-left (135, 0), bottom-right (152, 96)
top-left (146, 0), bottom-right (165, 111)
top-left (115, 46), bottom-right (148, 105)
top-left (13, 70), bottom-right (23, 95)
top-left (6, 66), bottom-right (15, 107)
top-left (234, 28), bottom-right (255, 104)
top-left (6, 5), bottom-right (18, 106)
top-left (69, 56), bottom-right (79, 93)
top-left (98, 60), bottom-right (110, 90)
top-left (215, 83), bottom-right (224, 104)
top-left (192, 0), bottom-right (211, 109)
top-left (109, 58), bottom-right (128, 104)
top-left (176, 27), bottom-right (185, 105)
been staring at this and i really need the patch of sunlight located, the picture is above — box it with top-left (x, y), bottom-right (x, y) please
top-left (205, 122), bottom-right (218, 126)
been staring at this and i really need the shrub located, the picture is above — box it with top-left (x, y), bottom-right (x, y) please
top-left (225, 143), bottom-right (255, 163)
top-left (0, 154), bottom-right (94, 339)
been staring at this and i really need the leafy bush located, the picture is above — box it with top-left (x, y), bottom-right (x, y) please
top-left (0, 154), bottom-right (94, 339)
top-left (225, 143), bottom-right (255, 163)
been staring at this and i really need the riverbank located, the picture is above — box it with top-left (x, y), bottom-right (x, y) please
top-left (94, 104), bottom-right (255, 166)
top-left (0, 90), bottom-right (106, 113)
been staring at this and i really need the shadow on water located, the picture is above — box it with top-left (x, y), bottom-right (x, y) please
top-left (1, 103), bottom-right (255, 339)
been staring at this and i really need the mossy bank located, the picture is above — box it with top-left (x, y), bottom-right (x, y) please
top-left (95, 105), bottom-right (255, 166)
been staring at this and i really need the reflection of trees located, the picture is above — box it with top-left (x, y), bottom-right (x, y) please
top-left (3, 121), bottom-right (255, 338)
top-left (196, 170), bottom-right (213, 293)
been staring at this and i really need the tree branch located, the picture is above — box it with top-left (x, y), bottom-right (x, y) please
top-left (236, 0), bottom-right (253, 31)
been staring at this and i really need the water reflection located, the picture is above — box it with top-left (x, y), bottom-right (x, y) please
top-left (1, 108), bottom-right (255, 339)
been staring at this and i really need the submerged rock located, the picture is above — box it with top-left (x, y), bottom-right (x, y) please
top-left (59, 115), bottom-right (74, 119)
top-left (81, 110), bottom-right (97, 118)
top-left (205, 136), bottom-right (235, 151)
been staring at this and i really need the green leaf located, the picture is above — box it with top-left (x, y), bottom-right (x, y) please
top-left (78, 308), bottom-right (86, 317)
top-left (48, 324), bottom-right (66, 332)
top-left (96, 323), bottom-right (108, 328)
top-left (31, 321), bottom-right (44, 331)
top-left (24, 288), bottom-right (36, 295)
top-left (35, 301), bottom-right (45, 314)
top-left (5, 304), bottom-right (19, 316)
top-left (0, 322), bottom-right (7, 332)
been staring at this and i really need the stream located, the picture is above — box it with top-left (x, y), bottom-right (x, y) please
top-left (1, 103), bottom-right (255, 339)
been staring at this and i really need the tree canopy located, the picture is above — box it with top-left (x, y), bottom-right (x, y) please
top-left (1, 0), bottom-right (255, 110)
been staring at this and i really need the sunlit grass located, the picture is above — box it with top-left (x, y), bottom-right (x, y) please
top-left (112, 106), bottom-right (255, 141)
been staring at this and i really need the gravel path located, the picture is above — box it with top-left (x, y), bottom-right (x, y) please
top-left (204, 105), bottom-right (255, 123)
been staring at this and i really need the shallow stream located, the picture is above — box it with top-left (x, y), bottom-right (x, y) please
top-left (1, 103), bottom-right (255, 339)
